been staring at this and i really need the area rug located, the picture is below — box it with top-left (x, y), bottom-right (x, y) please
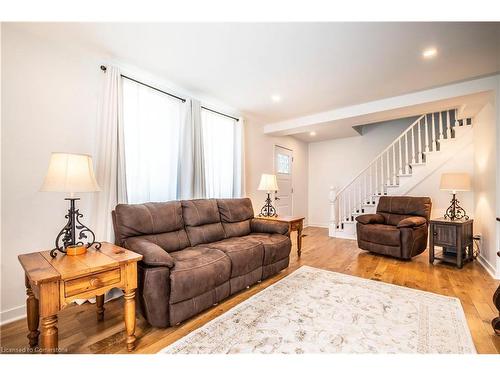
top-left (160, 266), bottom-right (476, 354)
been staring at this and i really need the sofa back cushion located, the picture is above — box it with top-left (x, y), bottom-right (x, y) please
top-left (113, 201), bottom-right (190, 252)
top-left (376, 196), bottom-right (432, 226)
top-left (181, 199), bottom-right (225, 246)
top-left (217, 198), bottom-right (254, 238)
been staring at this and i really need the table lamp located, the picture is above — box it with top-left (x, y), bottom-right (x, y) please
top-left (439, 172), bottom-right (471, 220)
top-left (40, 152), bottom-right (102, 257)
top-left (257, 174), bottom-right (279, 217)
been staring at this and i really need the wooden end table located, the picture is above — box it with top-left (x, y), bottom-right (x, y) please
top-left (429, 217), bottom-right (473, 269)
top-left (259, 216), bottom-right (305, 257)
top-left (18, 242), bottom-right (142, 353)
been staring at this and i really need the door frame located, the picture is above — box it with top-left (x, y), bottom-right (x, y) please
top-left (273, 144), bottom-right (294, 216)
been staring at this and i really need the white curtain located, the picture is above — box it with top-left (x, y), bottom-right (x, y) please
top-left (177, 99), bottom-right (206, 199)
top-left (122, 78), bottom-right (183, 204)
top-left (201, 109), bottom-right (244, 198)
top-left (92, 66), bottom-right (127, 243)
top-left (234, 117), bottom-right (245, 197)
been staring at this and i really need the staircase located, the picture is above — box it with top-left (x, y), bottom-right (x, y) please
top-left (328, 109), bottom-right (473, 240)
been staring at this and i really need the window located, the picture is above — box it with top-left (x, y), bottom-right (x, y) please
top-left (122, 78), bottom-right (183, 204)
top-left (201, 109), bottom-right (241, 198)
top-left (276, 153), bottom-right (291, 174)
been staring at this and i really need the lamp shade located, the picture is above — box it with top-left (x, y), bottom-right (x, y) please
top-left (439, 173), bottom-right (471, 192)
top-left (258, 174), bottom-right (279, 191)
top-left (40, 152), bottom-right (101, 193)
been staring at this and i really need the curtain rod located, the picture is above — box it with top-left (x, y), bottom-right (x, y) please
top-left (100, 65), bottom-right (239, 122)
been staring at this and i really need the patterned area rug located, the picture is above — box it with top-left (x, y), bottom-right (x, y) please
top-left (160, 266), bottom-right (476, 354)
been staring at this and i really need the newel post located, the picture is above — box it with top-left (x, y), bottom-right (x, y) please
top-left (328, 186), bottom-right (337, 237)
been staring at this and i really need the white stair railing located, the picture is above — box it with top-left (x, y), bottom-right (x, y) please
top-left (330, 109), bottom-right (470, 234)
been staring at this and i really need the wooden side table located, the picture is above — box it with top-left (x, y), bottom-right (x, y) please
top-left (429, 217), bottom-right (473, 269)
top-left (18, 243), bottom-right (142, 353)
top-left (259, 216), bottom-right (305, 257)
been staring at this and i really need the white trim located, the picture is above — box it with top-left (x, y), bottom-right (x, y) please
top-left (306, 223), bottom-right (329, 229)
top-left (0, 304), bottom-right (26, 326)
top-left (477, 254), bottom-right (498, 280)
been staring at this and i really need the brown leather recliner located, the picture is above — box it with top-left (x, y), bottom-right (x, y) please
top-left (112, 198), bottom-right (291, 328)
top-left (355, 196), bottom-right (432, 260)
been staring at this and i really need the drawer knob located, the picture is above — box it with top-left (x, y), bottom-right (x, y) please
top-left (433, 232), bottom-right (437, 236)
top-left (89, 278), bottom-right (103, 288)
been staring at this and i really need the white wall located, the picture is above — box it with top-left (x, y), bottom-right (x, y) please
top-left (1, 25), bottom-right (107, 323)
top-left (473, 95), bottom-right (498, 276)
top-left (308, 118), bottom-right (413, 226)
top-left (244, 116), bottom-right (308, 222)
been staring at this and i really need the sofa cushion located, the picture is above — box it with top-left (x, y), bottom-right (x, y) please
top-left (357, 223), bottom-right (400, 247)
top-left (217, 198), bottom-right (254, 238)
top-left (204, 237), bottom-right (264, 277)
top-left (377, 196), bottom-right (432, 226)
top-left (181, 199), bottom-right (225, 246)
top-left (113, 202), bottom-right (190, 251)
top-left (169, 247), bottom-right (231, 304)
top-left (244, 233), bottom-right (291, 265)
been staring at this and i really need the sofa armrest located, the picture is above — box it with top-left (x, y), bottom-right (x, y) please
top-left (397, 216), bottom-right (427, 228)
top-left (123, 238), bottom-right (175, 268)
top-left (355, 214), bottom-right (385, 225)
top-left (250, 218), bottom-right (289, 236)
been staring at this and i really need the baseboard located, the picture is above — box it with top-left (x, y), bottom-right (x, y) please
top-left (477, 254), bottom-right (498, 280)
top-left (306, 223), bottom-right (329, 229)
top-left (0, 304), bottom-right (26, 326)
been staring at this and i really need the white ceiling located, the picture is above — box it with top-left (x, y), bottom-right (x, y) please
top-left (10, 22), bottom-right (500, 125)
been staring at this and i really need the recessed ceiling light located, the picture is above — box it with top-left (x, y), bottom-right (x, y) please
top-left (310, 131), bottom-right (316, 136)
top-left (422, 48), bottom-right (437, 58)
top-left (271, 95), bottom-right (281, 103)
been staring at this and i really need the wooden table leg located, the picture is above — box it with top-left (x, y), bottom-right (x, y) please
top-left (297, 222), bottom-right (303, 257)
top-left (40, 315), bottom-right (58, 353)
top-left (123, 289), bottom-right (137, 351)
top-left (96, 294), bottom-right (105, 322)
top-left (39, 280), bottom-right (60, 354)
top-left (25, 275), bottom-right (39, 348)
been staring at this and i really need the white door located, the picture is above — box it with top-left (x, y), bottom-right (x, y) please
top-left (274, 145), bottom-right (293, 216)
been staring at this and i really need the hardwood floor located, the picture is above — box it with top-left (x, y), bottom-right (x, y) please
top-left (2, 226), bottom-right (499, 354)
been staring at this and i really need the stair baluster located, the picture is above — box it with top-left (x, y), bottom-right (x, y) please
top-left (432, 113), bottom-right (436, 151)
top-left (386, 148), bottom-right (391, 186)
top-left (454, 109), bottom-right (459, 129)
top-left (391, 144), bottom-right (396, 185)
top-left (439, 112), bottom-right (444, 140)
top-left (411, 126), bottom-right (416, 164)
top-left (424, 114), bottom-right (429, 153)
top-left (398, 138), bottom-right (403, 175)
top-left (380, 156), bottom-right (384, 194)
top-left (405, 132), bottom-right (409, 174)
top-left (446, 110), bottom-right (451, 139)
top-left (417, 119), bottom-right (422, 163)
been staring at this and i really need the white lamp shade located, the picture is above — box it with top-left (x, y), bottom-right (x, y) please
top-left (258, 174), bottom-right (279, 191)
top-left (439, 173), bottom-right (471, 192)
top-left (40, 152), bottom-right (101, 193)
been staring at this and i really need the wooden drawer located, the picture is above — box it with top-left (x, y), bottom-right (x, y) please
top-left (432, 224), bottom-right (456, 247)
top-left (65, 268), bottom-right (121, 297)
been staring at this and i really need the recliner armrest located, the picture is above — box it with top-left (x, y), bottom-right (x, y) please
top-left (355, 214), bottom-right (385, 225)
top-left (250, 218), bottom-right (289, 236)
top-left (397, 216), bottom-right (427, 228)
top-left (123, 238), bottom-right (175, 268)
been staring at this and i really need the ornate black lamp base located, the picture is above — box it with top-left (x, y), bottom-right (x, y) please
top-left (258, 193), bottom-right (278, 217)
top-left (50, 198), bottom-right (101, 258)
top-left (444, 193), bottom-right (469, 221)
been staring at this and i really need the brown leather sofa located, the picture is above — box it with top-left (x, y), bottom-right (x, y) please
top-left (355, 196), bottom-right (432, 260)
top-left (112, 198), bottom-right (291, 327)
